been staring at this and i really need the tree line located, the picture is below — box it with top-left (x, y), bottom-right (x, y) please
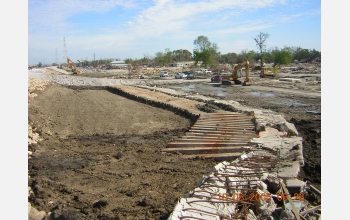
top-left (70, 32), bottom-right (320, 68)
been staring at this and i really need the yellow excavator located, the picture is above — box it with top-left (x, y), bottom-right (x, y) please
top-left (260, 65), bottom-right (278, 78)
top-left (222, 60), bottom-right (251, 86)
top-left (67, 57), bottom-right (83, 74)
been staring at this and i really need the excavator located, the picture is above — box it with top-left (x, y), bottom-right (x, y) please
top-left (66, 57), bottom-right (83, 74)
top-left (260, 65), bottom-right (278, 78)
top-left (222, 60), bottom-right (252, 86)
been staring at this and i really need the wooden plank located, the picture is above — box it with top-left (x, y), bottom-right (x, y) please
top-left (199, 114), bottom-right (251, 118)
top-left (162, 146), bottom-right (251, 154)
top-left (167, 142), bottom-right (251, 147)
top-left (180, 137), bottom-right (253, 141)
top-left (190, 127), bottom-right (254, 132)
top-left (194, 120), bottom-right (253, 124)
top-left (185, 132), bottom-right (257, 138)
top-left (181, 152), bottom-right (243, 159)
top-left (171, 139), bottom-right (250, 143)
top-left (300, 205), bottom-right (321, 216)
top-left (281, 181), bottom-right (301, 220)
top-left (192, 125), bottom-right (254, 129)
top-left (198, 117), bottom-right (249, 120)
top-left (188, 130), bottom-right (256, 135)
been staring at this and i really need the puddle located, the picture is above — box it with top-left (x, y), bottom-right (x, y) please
top-left (170, 84), bottom-right (228, 97)
top-left (250, 92), bottom-right (275, 97)
top-left (273, 101), bottom-right (310, 107)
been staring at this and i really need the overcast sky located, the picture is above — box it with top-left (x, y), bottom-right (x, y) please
top-left (28, 0), bottom-right (321, 65)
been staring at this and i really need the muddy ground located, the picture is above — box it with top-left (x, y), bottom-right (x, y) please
top-left (28, 67), bottom-right (321, 220)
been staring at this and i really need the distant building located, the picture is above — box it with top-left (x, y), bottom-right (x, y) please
top-left (110, 61), bottom-right (130, 68)
top-left (170, 61), bottom-right (196, 67)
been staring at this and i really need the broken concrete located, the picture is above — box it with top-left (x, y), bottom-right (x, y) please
top-left (168, 152), bottom-right (310, 219)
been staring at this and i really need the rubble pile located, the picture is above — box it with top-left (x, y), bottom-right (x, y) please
top-left (28, 78), bottom-right (50, 99)
top-left (168, 152), bottom-right (320, 219)
top-left (28, 78), bottom-right (51, 220)
top-left (28, 78), bottom-right (49, 152)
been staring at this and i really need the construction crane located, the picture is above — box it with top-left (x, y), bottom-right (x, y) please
top-left (222, 61), bottom-right (251, 86)
top-left (66, 57), bottom-right (83, 74)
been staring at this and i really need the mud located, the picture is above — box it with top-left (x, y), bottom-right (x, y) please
top-left (28, 71), bottom-right (321, 219)
top-left (28, 83), bottom-right (218, 220)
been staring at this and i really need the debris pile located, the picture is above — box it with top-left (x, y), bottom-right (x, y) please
top-left (28, 78), bottom-right (51, 220)
top-left (28, 78), bottom-right (50, 99)
top-left (168, 152), bottom-right (321, 219)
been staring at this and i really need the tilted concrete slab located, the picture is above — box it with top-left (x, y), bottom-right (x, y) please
top-left (251, 127), bottom-right (304, 166)
top-left (277, 162), bottom-right (301, 178)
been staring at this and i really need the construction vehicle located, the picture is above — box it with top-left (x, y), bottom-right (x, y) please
top-left (66, 57), bottom-right (83, 74)
top-left (222, 61), bottom-right (251, 86)
top-left (260, 65), bottom-right (278, 78)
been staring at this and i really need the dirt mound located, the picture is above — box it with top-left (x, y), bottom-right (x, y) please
top-left (28, 83), bottom-right (218, 219)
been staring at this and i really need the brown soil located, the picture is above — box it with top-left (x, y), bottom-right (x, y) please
top-left (28, 84), bottom-right (218, 220)
top-left (28, 72), bottom-right (321, 219)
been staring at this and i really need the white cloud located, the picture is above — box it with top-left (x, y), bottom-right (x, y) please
top-left (28, 0), bottom-right (134, 29)
top-left (28, 0), bottom-right (320, 64)
top-left (126, 0), bottom-right (287, 38)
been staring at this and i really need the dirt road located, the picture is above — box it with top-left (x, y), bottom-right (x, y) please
top-left (28, 67), bottom-right (321, 219)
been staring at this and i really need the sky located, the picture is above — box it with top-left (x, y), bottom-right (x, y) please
top-left (28, 0), bottom-right (321, 66)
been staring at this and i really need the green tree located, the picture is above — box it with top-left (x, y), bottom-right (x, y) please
top-left (237, 50), bottom-right (257, 63)
top-left (193, 35), bottom-right (219, 68)
top-left (219, 52), bottom-right (238, 64)
top-left (172, 49), bottom-right (192, 62)
top-left (154, 48), bottom-right (173, 66)
top-left (124, 58), bottom-right (133, 64)
top-left (293, 47), bottom-right (311, 62)
top-left (253, 32), bottom-right (270, 67)
top-left (272, 50), bottom-right (293, 66)
top-left (309, 49), bottom-right (321, 61)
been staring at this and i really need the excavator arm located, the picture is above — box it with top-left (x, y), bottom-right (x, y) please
top-left (66, 57), bottom-right (82, 74)
top-left (223, 61), bottom-right (251, 86)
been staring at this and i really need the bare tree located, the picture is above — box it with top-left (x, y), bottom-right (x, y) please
top-left (253, 32), bottom-right (269, 67)
top-left (143, 53), bottom-right (151, 66)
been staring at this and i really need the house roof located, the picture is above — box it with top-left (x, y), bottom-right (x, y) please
top-left (111, 61), bottom-right (125, 64)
